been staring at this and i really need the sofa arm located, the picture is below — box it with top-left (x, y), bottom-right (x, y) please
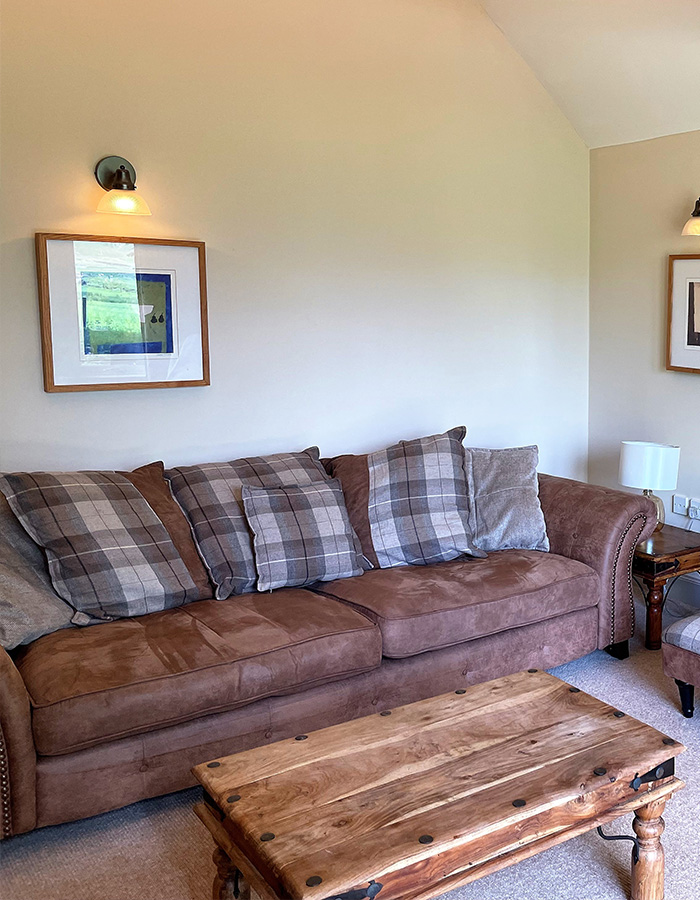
top-left (538, 474), bottom-right (656, 649)
top-left (0, 647), bottom-right (35, 837)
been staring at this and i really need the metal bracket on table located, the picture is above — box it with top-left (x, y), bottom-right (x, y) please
top-left (629, 758), bottom-right (674, 792)
top-left (596, 826), bottom-right (639, 864)
top-left (323, 880), bottom-right (383, 900)
top-left (635, 557), bottom-right (680, 579)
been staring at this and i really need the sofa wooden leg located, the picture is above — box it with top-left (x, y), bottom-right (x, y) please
top-left (605, 640), bottom-right (630, 660)
top-left (674, 679), bottom-right (695, 718)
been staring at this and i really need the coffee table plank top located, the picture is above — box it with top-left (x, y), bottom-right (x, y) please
top-left (194, 671), bottom-right (684, 900)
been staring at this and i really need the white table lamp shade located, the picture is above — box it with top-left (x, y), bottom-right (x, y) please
top-left (619, 441), bottom-right (680, 491)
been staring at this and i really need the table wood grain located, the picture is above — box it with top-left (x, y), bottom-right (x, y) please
top-left (194, 671), bottom-right (685, 900)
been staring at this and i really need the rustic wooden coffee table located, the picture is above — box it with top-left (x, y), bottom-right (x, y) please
top-left (193, 671), bottom-right (684, 900)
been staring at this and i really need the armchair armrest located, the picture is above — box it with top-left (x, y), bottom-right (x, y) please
top-left (0, 646), bottom-right (35, 837)
top-left (538, 474), bottom-right (656, 649)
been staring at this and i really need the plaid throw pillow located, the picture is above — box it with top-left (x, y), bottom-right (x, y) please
top-left (664, 613), bottom-right (700, 654)
top-left (366, 427), bottom-right (486, 568)
top-left (0, 471), bottom-right (199, 620)
top-left (242, 480), bottom-right (365, 591)
top-left (166, 448), bottom-right (330, 598)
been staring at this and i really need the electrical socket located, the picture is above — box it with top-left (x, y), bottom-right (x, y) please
top-left (689, 506), bottom-right (700, 520)
top-left (673, 494), bottom-right (690, 515)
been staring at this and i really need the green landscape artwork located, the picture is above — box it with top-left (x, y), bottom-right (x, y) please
top-left (81, 271), bottom-right (174, 355)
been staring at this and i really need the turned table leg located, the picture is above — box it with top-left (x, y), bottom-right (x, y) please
top-left (213, 848), bottom-right (251, 900)
top-left (631, 796), bottom-right (666, 900)
top-left (643, 584), bottom-right (665, 651)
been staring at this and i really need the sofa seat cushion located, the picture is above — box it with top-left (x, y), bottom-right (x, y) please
top-left (317, 550), bottom-right (599, 658)
top-left (14, 590), bottom-right (381, 756)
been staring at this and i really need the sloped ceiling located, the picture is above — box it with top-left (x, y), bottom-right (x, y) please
top-left (480, 0), bottom-right (700, 148)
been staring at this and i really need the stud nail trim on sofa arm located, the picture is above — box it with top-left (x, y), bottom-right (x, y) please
top-left (0, 646), bottom-right (36, 838)
top-left (537, 475), bottom-right (656, 649)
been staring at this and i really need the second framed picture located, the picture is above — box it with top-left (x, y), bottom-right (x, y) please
top-left (667, 254), bottom-right (700, 375)
top-left (35, 233), bottom-right (210, 392)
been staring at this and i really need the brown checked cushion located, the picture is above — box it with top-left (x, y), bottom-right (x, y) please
top-left (167, 448), bottom-right (330, 598)
top-left (0, 464), bottom-right (209, 620)
top-left (122, 462), bottom-right (212, 600)
top-left (327, 427), bottom-right (484, 569)
top-left (242, 480), bottom-right (366, 591)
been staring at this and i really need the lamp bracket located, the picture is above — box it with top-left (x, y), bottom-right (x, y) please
top-left (95, 156), bottom-right (137, 191)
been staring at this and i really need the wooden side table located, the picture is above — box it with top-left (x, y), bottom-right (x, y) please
top-left (633, 524), bottom-right (700, 650)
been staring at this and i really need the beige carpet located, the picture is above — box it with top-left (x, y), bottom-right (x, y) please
top-left (1, 599), bottom-right (698, 900)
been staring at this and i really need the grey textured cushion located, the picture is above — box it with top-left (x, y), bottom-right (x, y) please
top-left (242, 480), bottom-right (366, 591)
top-left (0, 494), bottom-right (75, 649)
top-left (464, 445), bottom-right (549, 553)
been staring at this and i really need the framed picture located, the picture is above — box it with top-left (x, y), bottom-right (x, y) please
top-left (35, 233), bottom-right (210, 392)
top-left (667, 254), bottom-right (700, 375)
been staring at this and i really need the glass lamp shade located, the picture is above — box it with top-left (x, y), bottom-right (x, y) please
top-left (682, 216), bottom-right (700, 236)
top-left (682, 197), bottom-right (700, 234)
top-left (96, 189), bottom-right (152, 216)
top-left (619, 441), bottom-right (680, 491)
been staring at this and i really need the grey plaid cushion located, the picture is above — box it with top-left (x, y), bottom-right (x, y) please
top-left (664, 613), bottom-right (700, 654)
top-left (367, 427), bottom-right (486, 568)
top-left (166, 448), bottom-right (330, 598)
top-left (0, 472), bottom-right (199, 620)
top-left (242, 480), bottom-right (365, 591)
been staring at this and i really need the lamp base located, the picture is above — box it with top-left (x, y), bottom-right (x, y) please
top-left (643, 490), bottom-right (665, 532)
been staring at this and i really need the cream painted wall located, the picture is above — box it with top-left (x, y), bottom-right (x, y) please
top-left (0, 0), bottom-right (589, 474)
top-left (590, 130), bottom-right (700, 610)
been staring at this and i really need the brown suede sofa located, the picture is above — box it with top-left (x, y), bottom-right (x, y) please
top-left (0, 474), bottom-right (655, 839)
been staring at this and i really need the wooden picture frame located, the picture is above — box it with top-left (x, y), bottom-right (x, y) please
top-left (35, 233), bottom-right (210, 392)
top-left (667, 253), bottom-right (700, 375)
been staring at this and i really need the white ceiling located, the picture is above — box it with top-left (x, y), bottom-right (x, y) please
top-left (479, 0), bottom-right (700, 148)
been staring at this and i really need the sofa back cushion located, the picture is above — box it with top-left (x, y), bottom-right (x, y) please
top-left (166, 448), bottom-right (330, 598)
top-left (326, 427), bottom-right (485, 568)
top-left (122, 462), bottom-right (212, 598)
top-left (0, 464), bottom-right (205, 620)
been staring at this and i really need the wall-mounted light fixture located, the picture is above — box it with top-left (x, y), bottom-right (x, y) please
top-left (94, 156), bottom-right (152, 216)
top-left (682, 197), bottom-right (700, 235)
